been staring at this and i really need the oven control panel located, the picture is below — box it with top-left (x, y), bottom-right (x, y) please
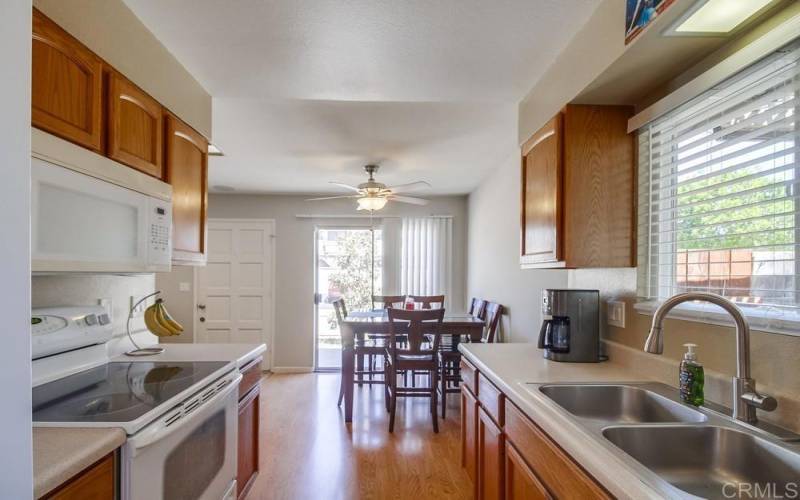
top-left (32, 305), bottom-right (113, 360)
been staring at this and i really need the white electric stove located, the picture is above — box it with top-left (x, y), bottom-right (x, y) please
top-left (31, 306), bottom-right (240, 500)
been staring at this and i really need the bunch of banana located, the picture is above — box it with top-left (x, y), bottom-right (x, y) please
top-left (144, 299), bottom-right (184, 337)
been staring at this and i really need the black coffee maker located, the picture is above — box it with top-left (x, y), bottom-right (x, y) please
top-left (537, 289), bottom-right (604, 362)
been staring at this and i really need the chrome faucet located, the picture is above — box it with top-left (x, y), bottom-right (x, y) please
top-left (644, 292), bottom-right (777, 424)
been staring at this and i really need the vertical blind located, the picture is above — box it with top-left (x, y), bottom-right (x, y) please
top-left (638, 39), bottom-right (800, 311)
top-left (400, 217), bottom-right (453, 307)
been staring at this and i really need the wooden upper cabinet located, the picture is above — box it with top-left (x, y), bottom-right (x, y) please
top-left (107, 71), bottom-right (164, 178)
top-left (563, 105), bottom-right (635, 268)
top-left (520, 115), bottom-right (563, 267)
top-left (165, 113), bottom-right (208, 263)
top-left (32, 8), bottom-right (104, 152)
top-left (520, 104), bottom-right (634, 269)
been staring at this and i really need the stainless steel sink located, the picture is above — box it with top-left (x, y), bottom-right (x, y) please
top-left (523, 381), bottom-right (800, 498)
top-left (538, 384), bottom-right (707, 424)
top-left (603, 425), bottom-right (800, 499)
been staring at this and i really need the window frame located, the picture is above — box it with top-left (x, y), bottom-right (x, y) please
top-left (636, 39), bottom-right (800, 337)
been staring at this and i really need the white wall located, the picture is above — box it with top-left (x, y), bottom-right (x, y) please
top-left (32, 274), bottom-right (158, 355)
top-left (155, 266), bottom-right (197, 344)
top-left (0, 0), bottom-right (32, 496)
top-left (467, 151), bottom-right (568, 343)
top-left (208, 194), bottom-right (468, 369)
top-left (518, 0), bottom-right (626, 143)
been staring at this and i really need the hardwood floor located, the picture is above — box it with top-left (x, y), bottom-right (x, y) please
top-left (246, 372), bottom-right (472, 500)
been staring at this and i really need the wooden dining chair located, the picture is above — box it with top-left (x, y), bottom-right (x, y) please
top-left (383, 308), bottom-right (445, 433)
top-left (409, 295), bottom-right (445, 309)
top-left (372, 295), bottom-right (406, 309)
top-left (334, 298), bottom-right (385, 407)
top-left (468, 297), bottom-right (487, 320)
top-left (437, 302), bottom-right (503, 418)
top-left (368, 295), bottom-right (408, 376)
top-left (481, 302), bottom-right (504, 343)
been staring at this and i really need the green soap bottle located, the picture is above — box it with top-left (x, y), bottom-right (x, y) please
top-left (679, 343), bottom-right (704, 406)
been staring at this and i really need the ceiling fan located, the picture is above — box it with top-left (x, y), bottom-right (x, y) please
top-left (306, 165), bottom-right (431, 211)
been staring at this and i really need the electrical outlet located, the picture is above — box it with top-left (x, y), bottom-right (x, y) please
top-left (98, 298), bottom-right (113, 321)
top-left (130, 296), bottom-right (146, 317)
top-left (607, 300), bottom-right (625, 328)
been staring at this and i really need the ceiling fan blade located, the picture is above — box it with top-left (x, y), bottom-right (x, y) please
top-left (305, 195), bottom-right (360, 201)
top-left (388, 195), bottom-right (429, 206)
top-left (329, 182), bottom-right (361, 192)
top-left (385, 181), bottom-right (431, 194)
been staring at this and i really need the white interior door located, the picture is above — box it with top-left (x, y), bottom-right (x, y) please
top-left (197, 219), bottom-right (275, 370)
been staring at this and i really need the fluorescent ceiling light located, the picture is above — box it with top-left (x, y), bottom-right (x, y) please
top-left (673, 0), bottom-right (774, 34)
top-left (208, 143), bottom-right (224, 156)
top-left (356, 196), bottom-right (388, 211)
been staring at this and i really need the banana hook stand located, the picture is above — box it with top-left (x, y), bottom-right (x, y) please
top-left (125, 290), bottom-right (165, 356)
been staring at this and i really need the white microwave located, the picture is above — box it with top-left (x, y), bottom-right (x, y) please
top-left (31, 129), bottom-right (173, 273)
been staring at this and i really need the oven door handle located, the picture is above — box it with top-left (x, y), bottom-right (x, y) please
top-left (128, 373), bottom-right (242, 452)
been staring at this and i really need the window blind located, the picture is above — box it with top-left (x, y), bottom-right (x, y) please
top-left (638, 39), bottom-right (800, 311)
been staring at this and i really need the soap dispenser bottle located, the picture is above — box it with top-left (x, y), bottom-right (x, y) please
top-left (679, 343), bottom-right (704, 406)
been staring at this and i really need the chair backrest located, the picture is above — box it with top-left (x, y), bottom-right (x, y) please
top-left (469, 298), bottom-right (487, 319)
top-left (387, 308), bottom-right (445, 356)
top-left (409, 295), bottom-right (445, 309)
top-left (332, 298), bottom-right (348, 325)
top-left (373, 295), bottom-right (406, 309)
top-left (482, 302), bottom-right (503, 343)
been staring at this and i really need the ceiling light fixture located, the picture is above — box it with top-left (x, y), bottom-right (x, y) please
top-left (356, 196), bottom-right (388, 211)
top-left (665, 0), bottom-right (775, 36)
top-left (208, 143), bottom-right (224, 156)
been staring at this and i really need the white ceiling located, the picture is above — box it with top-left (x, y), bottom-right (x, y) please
top-left (123, 0), bottom-right (601, 194)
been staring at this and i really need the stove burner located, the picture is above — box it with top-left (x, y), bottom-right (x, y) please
top-left (32, 361), bottom-right (229, 425)
top-left (60, 393), bottom-right (152, 418)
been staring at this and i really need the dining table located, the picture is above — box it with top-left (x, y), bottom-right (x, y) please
top-left (339, 311), bottom-right (486, 423)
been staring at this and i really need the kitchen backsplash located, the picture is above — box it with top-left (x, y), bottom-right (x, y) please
top-left (32, 274), bottom-right (156, 339)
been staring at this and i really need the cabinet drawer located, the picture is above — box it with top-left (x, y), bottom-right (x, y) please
top-left (504, 401), bottom-right (611, 499)
top-left (478, 373), bottom-right (504, 425)
top-left (238, 356), bottom-right (263, 400)
top-left (459, 357), bottom-right (478, 395)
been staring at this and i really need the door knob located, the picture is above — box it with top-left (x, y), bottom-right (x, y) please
top-left (197, 304), bottom-right (206, 310)
top-left (200, 317), bottom-right (206, 322)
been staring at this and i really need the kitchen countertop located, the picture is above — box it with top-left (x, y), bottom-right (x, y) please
top-left (458, 342), bottom-right (670, 500)
top-left (111, 342), bottom-right (267, 368)
top-left (34, 427), bottom-right (126, 499)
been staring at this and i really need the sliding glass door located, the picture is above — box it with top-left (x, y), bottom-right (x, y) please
top-left (314, 227), bottom-right (382, 371)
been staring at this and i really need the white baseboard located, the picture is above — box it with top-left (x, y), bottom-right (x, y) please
top-left (271, 366), bottom-right (314, 374)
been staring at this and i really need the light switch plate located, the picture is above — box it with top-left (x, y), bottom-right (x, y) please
top-left (179, 282), bottom-right (192, 292)
top-left (607, 300), bottom-right (625, 328)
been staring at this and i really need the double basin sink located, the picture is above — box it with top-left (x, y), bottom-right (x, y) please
top-left (527, 383), bottom-right (800, 499)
